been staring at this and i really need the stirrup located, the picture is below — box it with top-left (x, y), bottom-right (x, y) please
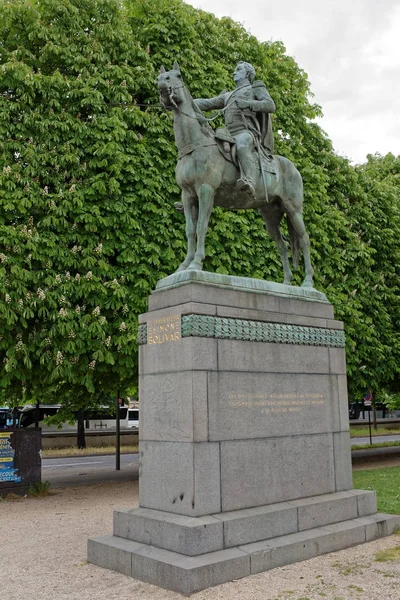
top-left (237, 178), bottom-right (256, 198)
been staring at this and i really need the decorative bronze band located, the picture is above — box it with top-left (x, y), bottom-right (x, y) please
top-left (138, 324), bottom-right (148, 345)
top-left (138, 314), bottom-right (345, 348)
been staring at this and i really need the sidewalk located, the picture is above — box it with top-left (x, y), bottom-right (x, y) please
top-left (3, 481), bottom-right (400, 600)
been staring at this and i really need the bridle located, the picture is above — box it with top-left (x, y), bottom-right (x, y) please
top-left (158, 80), bottom-right (185, 111)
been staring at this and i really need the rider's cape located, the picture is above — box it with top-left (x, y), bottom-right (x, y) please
top-left (250, 81), bottom-right (274, 155)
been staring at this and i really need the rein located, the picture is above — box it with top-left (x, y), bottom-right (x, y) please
top-left (160, 82), bottom-right (219, 159)
top-left (160, 83), bottom-right (236, 123)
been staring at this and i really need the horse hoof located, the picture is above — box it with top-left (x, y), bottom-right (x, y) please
top-left (187, 262), bottom-right (202, 271)
top-left (301, 280), bottom-right (314, 289)
top-left (176, 263), bottom-right (189, 272)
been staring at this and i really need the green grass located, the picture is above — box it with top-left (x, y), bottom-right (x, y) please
top-left (351, 440), bottom-right (400, 450)
top-left (375, 547), bottom-right (400, 562)
top-left (350, 427), bottom-right (400, 438)
top-left (353, 466), bottom-right (400, 514)
top-left (42, 444), bottom-right (138, 458)
top-left (28, 480), bottom-right (52, 497)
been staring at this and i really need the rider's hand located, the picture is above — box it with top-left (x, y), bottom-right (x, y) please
top-left (236, 99), bottom-right (251, 110)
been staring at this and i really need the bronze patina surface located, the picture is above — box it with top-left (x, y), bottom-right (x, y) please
top-left (157, 61), bottom-right (315, 288)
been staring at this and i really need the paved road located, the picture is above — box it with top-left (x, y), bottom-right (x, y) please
top-left (42, 453), bottom-right (139, 487)
top-left (42, 435), bottom-right (400, 487)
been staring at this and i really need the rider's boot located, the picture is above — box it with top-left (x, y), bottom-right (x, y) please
top-left (237, 154), bottom-right (257, 199)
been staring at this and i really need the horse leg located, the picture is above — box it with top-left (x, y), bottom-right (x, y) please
top-left (259, 207), bottom-right (292, 285)
top-left (176, 191), bottom-right (198, 272)
top-left (288, 212), bottom-right (314, 288)
top-left (187, 183), bottom-right (214, 271)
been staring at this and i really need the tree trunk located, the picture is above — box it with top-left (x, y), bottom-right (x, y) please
top-left (77, 411), bottom-right (86, 449)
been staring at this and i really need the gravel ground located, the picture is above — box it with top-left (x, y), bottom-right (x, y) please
top-left (2, 480), bottom-right (400, 600)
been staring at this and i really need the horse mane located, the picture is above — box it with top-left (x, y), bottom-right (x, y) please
top-left (186, 89), bottom-right (215, 139)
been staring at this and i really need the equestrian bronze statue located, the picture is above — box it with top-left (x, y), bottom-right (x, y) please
top-left (157, 61), bottom-right (314, 288)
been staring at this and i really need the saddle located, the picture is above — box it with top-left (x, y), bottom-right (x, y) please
top-left (214, 127), bottom-right (276, 175)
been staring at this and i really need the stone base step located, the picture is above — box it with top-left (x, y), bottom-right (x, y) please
top-left (88, 512), bottom-right (400, 595)
top-left (112, 489), bottom-right (377, 556)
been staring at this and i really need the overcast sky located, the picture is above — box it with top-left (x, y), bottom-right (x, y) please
top-left (186, 0), bottom-right (400, 164)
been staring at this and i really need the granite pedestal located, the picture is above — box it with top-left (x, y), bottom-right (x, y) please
top-left (88, 272), bottom-right (400, 594)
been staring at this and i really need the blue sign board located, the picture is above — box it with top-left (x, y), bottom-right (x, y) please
top-left (0, 432), bottom-right (22, 483)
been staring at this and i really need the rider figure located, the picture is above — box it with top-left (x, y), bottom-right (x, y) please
top-left (195, 61), bottom-right (275, 198)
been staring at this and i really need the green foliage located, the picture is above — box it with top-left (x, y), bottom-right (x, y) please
top-left (0, 0), bottom-right (160, 412)
top-left (28, 480), bottom-right (51, 497)
top-left (378, 390), bottom-right (400, 411)
top-left (0, 0), bottom-right (399, 413)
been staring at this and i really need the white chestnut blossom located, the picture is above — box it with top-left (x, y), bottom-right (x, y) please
top-left (15, 340), bottom-right (24, 353)
top-left (22, 225), bottom-right (32, 238)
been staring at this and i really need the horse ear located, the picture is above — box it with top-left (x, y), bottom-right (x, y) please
top-left (159, 65), bottom-right (166, 74)
top-left (173, 61), bottom-right (181, 73)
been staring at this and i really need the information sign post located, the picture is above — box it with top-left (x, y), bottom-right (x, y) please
top-left (364, 391), bottom-right (373, 445)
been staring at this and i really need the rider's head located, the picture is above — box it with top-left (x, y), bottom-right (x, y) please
top-left (236, 61), bottom-right (256, 83)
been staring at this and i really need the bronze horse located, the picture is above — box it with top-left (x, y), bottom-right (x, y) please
top-left (157, 62), bottom-right (314, 288)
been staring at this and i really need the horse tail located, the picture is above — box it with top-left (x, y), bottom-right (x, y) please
top-left (287, 216), bottom-right (300, 269)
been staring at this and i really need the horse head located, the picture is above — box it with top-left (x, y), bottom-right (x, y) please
top-left (157, 61), bottom-right (185, 110)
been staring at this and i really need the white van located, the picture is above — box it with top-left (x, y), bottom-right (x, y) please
top-left (127, 408), bottom-right (139, 429)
